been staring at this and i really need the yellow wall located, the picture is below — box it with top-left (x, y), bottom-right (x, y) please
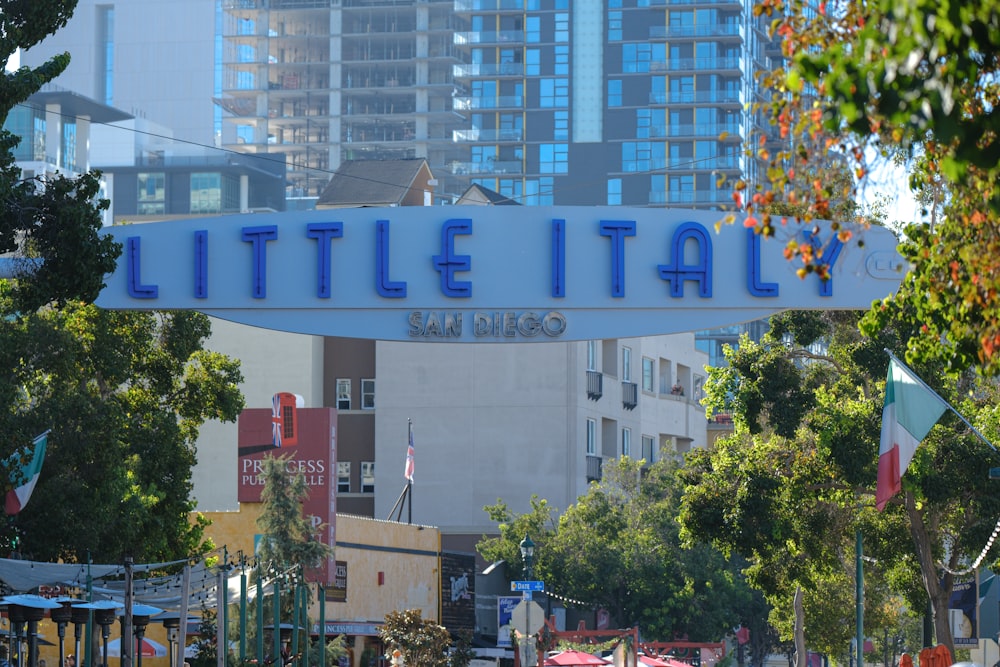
top-left (199, 508), bottom-right (441, 624)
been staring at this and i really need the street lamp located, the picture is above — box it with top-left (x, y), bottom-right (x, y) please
top-left (519, 535), bottom-right (535, 581)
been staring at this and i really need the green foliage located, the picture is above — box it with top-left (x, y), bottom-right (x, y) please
top-left (744, 0), bottom-right (1000, 374)
top-left (0, 305), bottom-right (244, 562)
top-left (681, 307), bottom-right (1000, 655)
top-left (379, 610), bottom-right (452, 667)
top-left (256, 454), bottom-right (333, 573)
top-left (479, 459), bottom-right (760, 643)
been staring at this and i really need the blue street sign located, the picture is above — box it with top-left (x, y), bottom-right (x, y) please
top-left (511, 581), bottom-right (545, 592)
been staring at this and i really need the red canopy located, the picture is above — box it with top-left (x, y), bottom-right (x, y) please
top-left (544, 651), bottom-right (612, 667)
top-left (639, 657), bottom-right (673, 667)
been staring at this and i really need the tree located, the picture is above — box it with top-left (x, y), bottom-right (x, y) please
top-left (478, 459), bottom-right (762, 643)
top-left (234, 454), bottom-right (338, 665)
top-left (1, 0), bottom-right (121, 313)
top-left (0, 2), bottom-right (246, 563)
top-left (0, 305), bottom-right (244, 562)
top-left (679, 309), bottom-right (1000, 656)
top-left (379, 610), bottom-right (452, 667)
top-left (735, 0), bottom-right (1000, 374)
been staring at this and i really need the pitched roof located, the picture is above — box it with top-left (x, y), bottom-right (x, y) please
top-left (454, 183), bottom-right (521, 206)
top-left (317, 158), bottom-right (430, 208)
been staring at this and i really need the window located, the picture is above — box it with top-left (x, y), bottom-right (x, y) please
top-left (622, 347), bottom-right (632, 381)
top-left (554, 13), bottom-right (569, 42)
top-left (539, 78), bottom-right (569, 108)
top-left (642, 435), bottom-right (656, 463)
top-left (336, 378), bottom-right (351, 410)
top-left (337, 462), bottom-right (351, 493)
top-left (539, 143), bottom-right (568, 174)
top-left (642, 357), bottom-right (654, 392)
top-left (137, 172), bottom-right (166, 215)
top-left (586, 418), bottom-right (596, 455)
top-left (608, 178), bottom-right (622, 206)
top-left (361, 379), bottom-right (375, 409)
top-left (608, 79), bottom-right (622, 107)
top-left (587, 340), bottom-right (598, 370)
top-left (361, 462), bottom-right (375, 493)
top-left (553, 110), bottom-right (569, 140)
top-left (608, 10), bottom-right (622, 41)
top-left (622, 428), bottom-right (631, 457)
top-left (190, 172), bottom-right (222, 214)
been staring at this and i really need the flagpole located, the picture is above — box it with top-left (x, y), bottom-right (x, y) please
top-left (407, 420), bottom-right (413, 525)
top-left (884, 349), bottom-right (998, 453)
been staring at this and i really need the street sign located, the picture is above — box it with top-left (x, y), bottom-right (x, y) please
top-left (510, 599), bottom-right (545, 635)
top-left (511, 580), bottom-right (545, 592)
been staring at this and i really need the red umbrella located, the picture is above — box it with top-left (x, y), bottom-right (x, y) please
top-left (640, 657), bottom-right (674, 667)
top-left (544, 651), bottom-right (611, 667)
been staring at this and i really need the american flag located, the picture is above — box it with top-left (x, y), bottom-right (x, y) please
top-left (404, 421), bottom-right (414, 482)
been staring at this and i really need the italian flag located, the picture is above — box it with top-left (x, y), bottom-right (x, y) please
top-left (876, 360), bottom-right (947, 511)
top-left (5, 432), bottom-right (49, 516)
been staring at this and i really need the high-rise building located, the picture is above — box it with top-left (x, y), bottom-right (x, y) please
top-left (448, 0), bottom-right (768, 207)
top-left (217, 0), bottom-right (468, 202)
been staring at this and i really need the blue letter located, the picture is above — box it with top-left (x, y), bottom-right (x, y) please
top-left (599, 220), bottom-right (636, 297)
top-left (307, 222), bottom-right (344, 298)
top-left (551, 219), bottom-right (566, 298)
top-left (803, 230), bottom-right (844, 296)
top-left (746, 227), bottom-right (778, 297)
top-left (194, 230), bottom-right (208, 299)
top-left (432, 218), bottom-right (473, 297)
top-left (658, 222), bottom-right (712, 298)
top-left (242, 225), bottom-right (278, 299)
top-left (127, 236), bottom-right (158, 299)
top-left (376, 220), bottom-right (407, 298)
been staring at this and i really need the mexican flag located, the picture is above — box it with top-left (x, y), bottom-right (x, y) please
top-left (5, 432), bottom-right (49, 516)
top-left (876, 360), bottom-right (947, 511)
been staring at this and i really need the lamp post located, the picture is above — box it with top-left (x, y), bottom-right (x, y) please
top-left (519, 535), bottom-right (535, 581)
top-left (518, 536), bottom-right (536, 667)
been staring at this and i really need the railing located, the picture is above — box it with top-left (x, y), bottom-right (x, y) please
top-left (649, 190), bottom-right (732, 205)
top-left (649, 56), bottom-right (742, 72)
top-left (452, 95), bottom-right (523, 110)
top-left (454, 30), bottom-right (524, 45)
top-left (649, 90), bottom-right (743, 105)
top-left (586, 370), bottom-right (603, 401)
top-left (622, 382), bottom-right (638, 411)
top-left (453, 62), bottom-right (524, 77)
top-left (664, 122), bottom-right (742, 138)
top-left (452, 128), bottom-right (523, 142)
top-left (586, 455), bottom-right (603, 483)
top-left (448, 160), bottom-right (521, 175)
top-left (454, 0), bottom-right (524, 10)
top-left (649, 23), bottom-right (742, 39)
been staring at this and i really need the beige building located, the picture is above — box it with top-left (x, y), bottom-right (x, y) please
top-left (203, 508), bottom-right (442, 667)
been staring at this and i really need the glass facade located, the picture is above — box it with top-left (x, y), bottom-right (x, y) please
top-left (452, 0), bottom-right (766, 208)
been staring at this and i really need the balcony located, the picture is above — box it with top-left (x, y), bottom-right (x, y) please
top-left (452, 128), bottom-right (523, 142)
top-left (666, 122), bottom-right (742, 138)
top-left (453, 95), bottom-right (523, 110)
top-left (586, 370), bottom-right (603, 401)
top-left (651, 23), bottom-right (743, 39)
top-left (449, 160), bottom-right (521, 175)
top-left (453, 63), bottom-right (524, 78)
top-left (622, 382), bottom-right (638, 411)
top-left (586, 455), bottom-right (603, 483)
top-left (649, 56), bottom-right (742, 73)
top-left (454, 30), bottom-right (524, 46)
top-left (454, 0), bottom-right (524, 10)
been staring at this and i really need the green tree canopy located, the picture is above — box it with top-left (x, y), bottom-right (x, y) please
top-left (679, 309), bottom-right (1000, 657)
top-left (479, 458), bottom-right (762, 643)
